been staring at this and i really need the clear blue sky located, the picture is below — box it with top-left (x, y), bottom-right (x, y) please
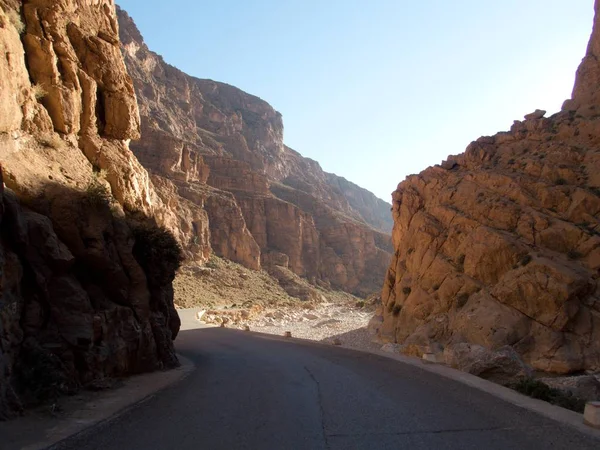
top-left (117, 0), bottom-right (594, 202)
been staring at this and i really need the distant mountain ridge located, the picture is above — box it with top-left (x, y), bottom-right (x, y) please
top-left (117, 6), bottom-right (393, 295)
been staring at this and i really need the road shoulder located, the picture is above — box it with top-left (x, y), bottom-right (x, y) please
top-left (0, 355), bottom-right (194, 450)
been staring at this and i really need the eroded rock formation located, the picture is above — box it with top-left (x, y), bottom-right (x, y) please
top-left (117, 8), bottom-right (392, 295)
top-left (377, 1), bottom-right (600, 374)
top-left (0, 0), bottom-right (182, 419)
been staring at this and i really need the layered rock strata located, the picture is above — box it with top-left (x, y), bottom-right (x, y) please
top-left (377, 0), bottom-right (600, 374)
top-left (0, 0), bottom-right (182, 418)
top-left (117, 8), bottom-right (392, 295)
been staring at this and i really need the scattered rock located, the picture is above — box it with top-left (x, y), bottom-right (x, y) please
top-left (422, 353), bottom-right (439, 363)
top-left (444, 344), bottom-right (532, 385)
top-left (538, 375), bottom-right (600, 402)
top-left (314, 319), bottom-right (342, 328)
top-left (381, 343), bottom-right (402, 353)
top-left (524, 109), bottom-right (546, 120)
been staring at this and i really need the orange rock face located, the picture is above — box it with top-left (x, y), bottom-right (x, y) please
top-left (117, 8), bottom-right (393, 295)
top-left (0, 0), bottom-right (183, 418)
top-left (378, 2), bottom-right (600, 374)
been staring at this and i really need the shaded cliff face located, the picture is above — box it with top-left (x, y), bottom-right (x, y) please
top-left (377, 1), bottom-right (600, 374)
top-left (117, 8), bottom-right (392, 295)
top-left (0, 0), bottom-right (183, 419)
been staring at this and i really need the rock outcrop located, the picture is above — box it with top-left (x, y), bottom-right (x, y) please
top-left (0, 0), bottom-right (183, 419)
top-left (117, 8), bottom-right (392, 295)
top-left (377, 0), bottom-right (600, 374)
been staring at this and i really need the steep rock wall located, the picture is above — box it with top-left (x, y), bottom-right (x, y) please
top-left (377, 0), bottom-right (600, 374)
top-left (117, 8), bottom-right (392, 295)
top-left (0, 0), bottom-right (185, 418)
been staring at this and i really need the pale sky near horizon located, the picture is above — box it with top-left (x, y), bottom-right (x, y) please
top-left (117, 0), bottom-right (594, 202)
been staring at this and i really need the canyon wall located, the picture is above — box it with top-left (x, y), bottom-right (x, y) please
top-left (376, 1), bottom-right (600, 374)
top-left (0, 0), bottom-right (184, 419)
top-left (117, 8), bottom-right (392, 296)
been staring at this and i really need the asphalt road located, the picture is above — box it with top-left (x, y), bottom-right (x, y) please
top-left (56, 328), bottom-right (600, 450)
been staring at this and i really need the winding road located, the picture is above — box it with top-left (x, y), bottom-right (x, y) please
top-left (57, 327), bottom-right (600, 450)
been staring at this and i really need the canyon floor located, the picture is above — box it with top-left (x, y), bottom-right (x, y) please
top-left (173, 258), bottom-right (382, 352)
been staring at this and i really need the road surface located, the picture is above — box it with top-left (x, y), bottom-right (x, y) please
top-left (57, 327), bottom-right (600, 450)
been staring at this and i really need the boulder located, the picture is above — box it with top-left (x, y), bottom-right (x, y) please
top-left (538, 375), bottom-right (600, 401)
top-left (381, 343), bottom-right (403, 353)
top-left (524, 109), bottom-right (546, 120)
top-left (444, 344), bottom-right (533, 385)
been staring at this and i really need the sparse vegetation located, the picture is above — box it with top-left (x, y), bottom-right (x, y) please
top-left (567, 250), bottom-right (583, 260)
top-left (402, 286), bottom-right (412, 296)
top-left (392, 304), bottom-right (402, 316)
top-left (32, 83), bottom-right (48, 100)
top-left (355, 300), bottom-right (365, 308)
top-left (510, 378), bottom-right (586, 413)
top-left (38, 133), bottom-right (64, 149)
top-left (556, 178), bottom-right (567, 185)
top-left (84, 173), bottom-right (113, 209)
top-left (206, 255), bottom-right (220, 269)
top-left (15, 342), bottom-right (74, 406)
top-left (130, 220), bottom-right (184, 279)
top-left (6, 8), bottom-right (25, 34)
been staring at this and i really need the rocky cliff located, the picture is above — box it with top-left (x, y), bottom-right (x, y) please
top-left (376, 1), bottom-right (600, 374)
top-left (117, 8), bottom-right (392, 296)
top-left (0, 0), bottom-right (184, 419)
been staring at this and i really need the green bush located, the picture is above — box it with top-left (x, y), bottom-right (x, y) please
top-left (85, 179), bottom-right (112, 209)
top-left (130, 221), bottom-right (183, 284)
top-left (206, 255), bottom-right (220, 269)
